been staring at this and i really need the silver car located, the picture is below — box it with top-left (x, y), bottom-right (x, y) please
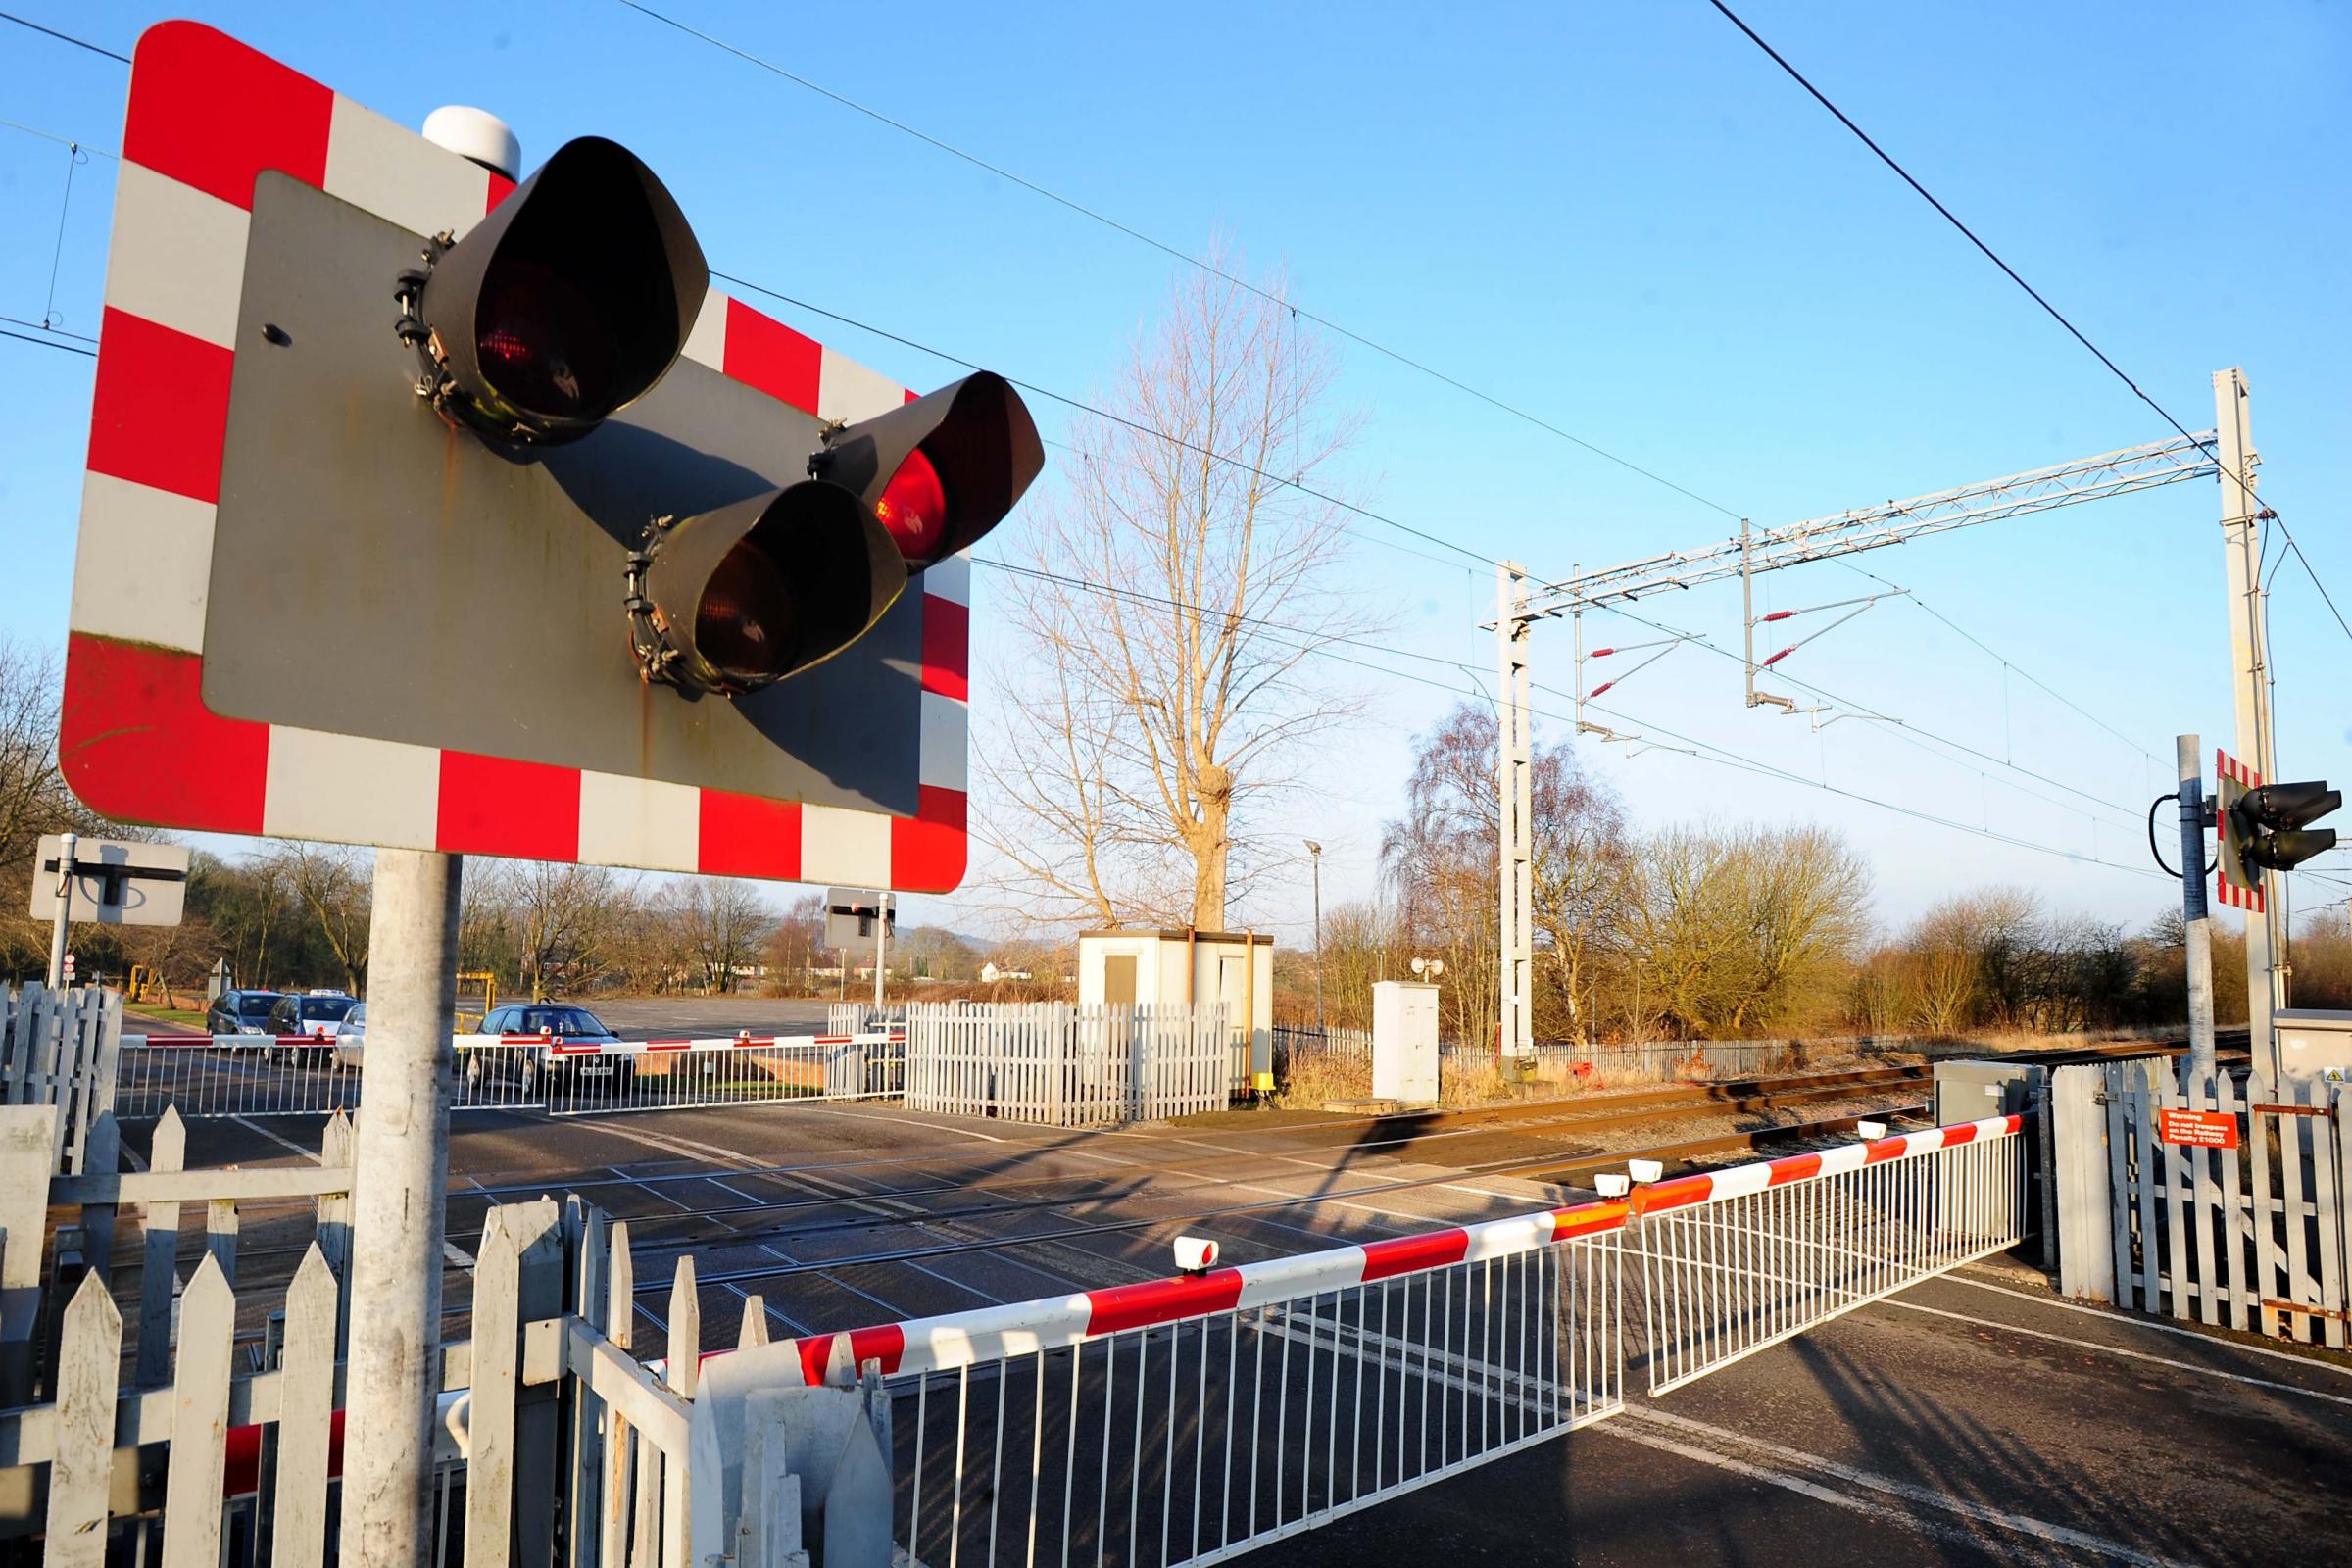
top-left (330, 1003), bottom-right (368, 1070)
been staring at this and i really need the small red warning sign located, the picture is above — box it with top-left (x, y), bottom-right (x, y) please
top-left (2157, 1108), bottom-right (2240, 1150)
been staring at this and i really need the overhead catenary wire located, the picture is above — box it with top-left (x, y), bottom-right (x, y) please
top-left (713, 268), bottom-right (1504, 569)
top-left (1830, 557), bottom-right (2163, 769)
top-left (1706, 0), bottom-right (2352, 649)
top-left (1587, 595), bottom-right (2157, 830)
top-left (0, 322), bottom-right (94, 357)
top-left (615, 0), bottom-right (1744, 524)
top-left (972, 552), bottom-right (2167, 884)
top-left (994, 548), bottom-right (2144, 862)
top-left (0, 9), bottom-right (128, 64)
top-left (0, 15), bottom-right (2273, 887)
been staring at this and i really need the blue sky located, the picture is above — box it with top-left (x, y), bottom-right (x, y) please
top-left (3, 1), bottom-right (2348, 946)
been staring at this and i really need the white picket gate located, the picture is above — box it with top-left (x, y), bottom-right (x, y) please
top-left (0, 984), bottom-right (122, 1173)
top-left (2053, 1059), bottom-right (2351, 1348)
top-left (903, 1002), bottom-right (1232, 1126)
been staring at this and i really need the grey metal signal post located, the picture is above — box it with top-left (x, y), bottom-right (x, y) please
top-left (337, 104), bottom-right (515, 1567)
top-left (2177, 735), bottom-right (2218, 1082)
top-left (43, 832), bottom-right (74, 991)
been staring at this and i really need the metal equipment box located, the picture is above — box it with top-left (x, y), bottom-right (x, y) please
top-left (1933, 1058), bottom-right (2047, 1127)
top-left (1934, 1058), bottom-right (2053, 1265)
top-left (2275, 1009), bottom-right (2352, 1095)
top-left (1372, 981), bottom-right (1441, 1105)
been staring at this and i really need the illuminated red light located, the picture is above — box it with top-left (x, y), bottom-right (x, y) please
top-left (476, 259), bottom-right (613, 419)
top-left (874, 449), bottom-right (950, 562)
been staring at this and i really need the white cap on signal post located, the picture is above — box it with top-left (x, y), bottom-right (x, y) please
top-left (421, 106), bottom-right (520, 180)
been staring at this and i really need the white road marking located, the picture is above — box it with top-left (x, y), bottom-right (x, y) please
top-left (1944, 1271), bottom-right (2352, 1379)
top-left (1045, 1141), bottom-right (1526, 1238)
top-left (1872, 1297), bottom-right (2352, 1409)
top-left (442, 1241), bottom-right (474, 1272)
top-left (894, 1255), bottom-right (1013, 1305)
top-left (743, 1102), bottom-right (1015, 1143)
top-left (1617, 1405), bottom-right (2188, 1567)
top-left (571, 1117), bottom-right (766, 1172)
top-left (726, 1280), bottom-right (814, 1336)
top-left (232, 1115), bottom-right (318, 1160)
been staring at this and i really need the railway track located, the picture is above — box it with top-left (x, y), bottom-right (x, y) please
top-left (612, 1102), bottom-right (1942, 1299)
top-left (228, 1036), bottom-right (2212, 1282)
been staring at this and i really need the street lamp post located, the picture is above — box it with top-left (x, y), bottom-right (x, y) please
top-left (1304, 840), bottom-right (1324, 1037)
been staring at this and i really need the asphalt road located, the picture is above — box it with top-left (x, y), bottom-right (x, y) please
top-left (1253, 1255), bottom-right (2352, 1566)
top-left (150, 1099), bottom-right (2352, 1566)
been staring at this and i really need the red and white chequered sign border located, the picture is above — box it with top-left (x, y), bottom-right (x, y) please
top-left (2216, 748), bottom-right (2265, 913)
top-left (61, 22), bottom-right (972, 892)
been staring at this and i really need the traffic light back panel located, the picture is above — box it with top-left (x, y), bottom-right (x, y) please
top-left (61, 22), bottom-right (981, 892)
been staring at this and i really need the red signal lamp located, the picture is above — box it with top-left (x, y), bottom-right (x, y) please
top-left (874, 449), bottom-right (951, 563)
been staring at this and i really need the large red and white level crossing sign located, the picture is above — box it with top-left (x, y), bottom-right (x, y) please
top-left (62, 23), bottom-right (981, 893)
top-left (2215, 748), bottom-right (2265, 913)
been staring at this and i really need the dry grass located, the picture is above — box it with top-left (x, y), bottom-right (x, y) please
top-left (1269, 1053), bottom-right (1628, 1110)
top-left (1269, 1054), bottom-right (1372, 1107)
top-left (1266, 1023), bottom-right (2143, 1113)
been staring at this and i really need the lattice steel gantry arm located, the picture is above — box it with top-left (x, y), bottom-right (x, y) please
top-left (1528, 431), bottom-right (2221, 617)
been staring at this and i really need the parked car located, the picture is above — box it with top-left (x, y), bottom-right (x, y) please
top-left (330, 1003), bottom-right (367, 1070)
top-left (264, 991), bottom-right (358, 1063)
top-left (205, 989), bottom-right (282, 1040)
top-left (464, 1003), bottom-right (633, 1098)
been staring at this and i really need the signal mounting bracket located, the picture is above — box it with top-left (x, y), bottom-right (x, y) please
top-left (622, 517), bottom-right (697, 695)
top-left (392, 232), bottom-right (551, 447)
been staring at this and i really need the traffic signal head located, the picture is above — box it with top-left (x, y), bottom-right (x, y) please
top-left (813, 372), bottom-right (1044, 567)
top-left (2225, 777), bottom-right (2341, 876)
top-left (401, 136), bottom-right (708, 445)
top-left (2237, 781), bottom-right (2341, 871)
top-left (626, 483), bottom-right (907, 697)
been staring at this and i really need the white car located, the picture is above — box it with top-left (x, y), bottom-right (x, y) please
top-left (330, 1004), bottom-right (367, 1070)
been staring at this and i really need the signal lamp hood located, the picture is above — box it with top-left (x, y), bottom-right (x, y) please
top-left (625, 482), bottom-right (907, 698)
top-left (813, 371), bottom-right (1043, 567)
top-left (399, 136), bottom-right (708, 445)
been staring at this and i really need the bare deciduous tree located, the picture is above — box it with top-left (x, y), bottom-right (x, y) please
top-left (980, 251), bottom-right (1362, 930)
top-left (273, 845), bottom-right (371, 994)
top-left (1381, 704), bottom-right (1627, 1048)
top-left (668, 878), bottom-right (771, 994)
top-left (492, 861), bottom-right (625, 999)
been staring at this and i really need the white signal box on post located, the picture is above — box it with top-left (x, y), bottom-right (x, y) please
top-left (28, 835), bottom-right (190, 928)
top-left (824, 888), bottom-right (896, 957)
top-left (1373, 980), bottom-right (1440, 1104)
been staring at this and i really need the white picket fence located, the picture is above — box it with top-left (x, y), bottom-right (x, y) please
top-left (2053, 1059), bottom-right (2350, 1348)
top-left (0, 984), bottom-right (122, 1172)
top-left (902, 1002), bottom-right (1232, 1125)
top-left (0, 1098), bottom-right (697, 1567)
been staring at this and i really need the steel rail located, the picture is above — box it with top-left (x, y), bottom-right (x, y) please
top-left (612, 1105), bottom-right (1936, 1298)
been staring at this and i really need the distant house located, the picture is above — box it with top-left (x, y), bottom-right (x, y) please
top-left (980, 961), bottom-right (1035, 984)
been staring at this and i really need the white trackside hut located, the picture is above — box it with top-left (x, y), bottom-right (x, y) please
top-left (1077, 928), bottom-right (1274, 1082)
